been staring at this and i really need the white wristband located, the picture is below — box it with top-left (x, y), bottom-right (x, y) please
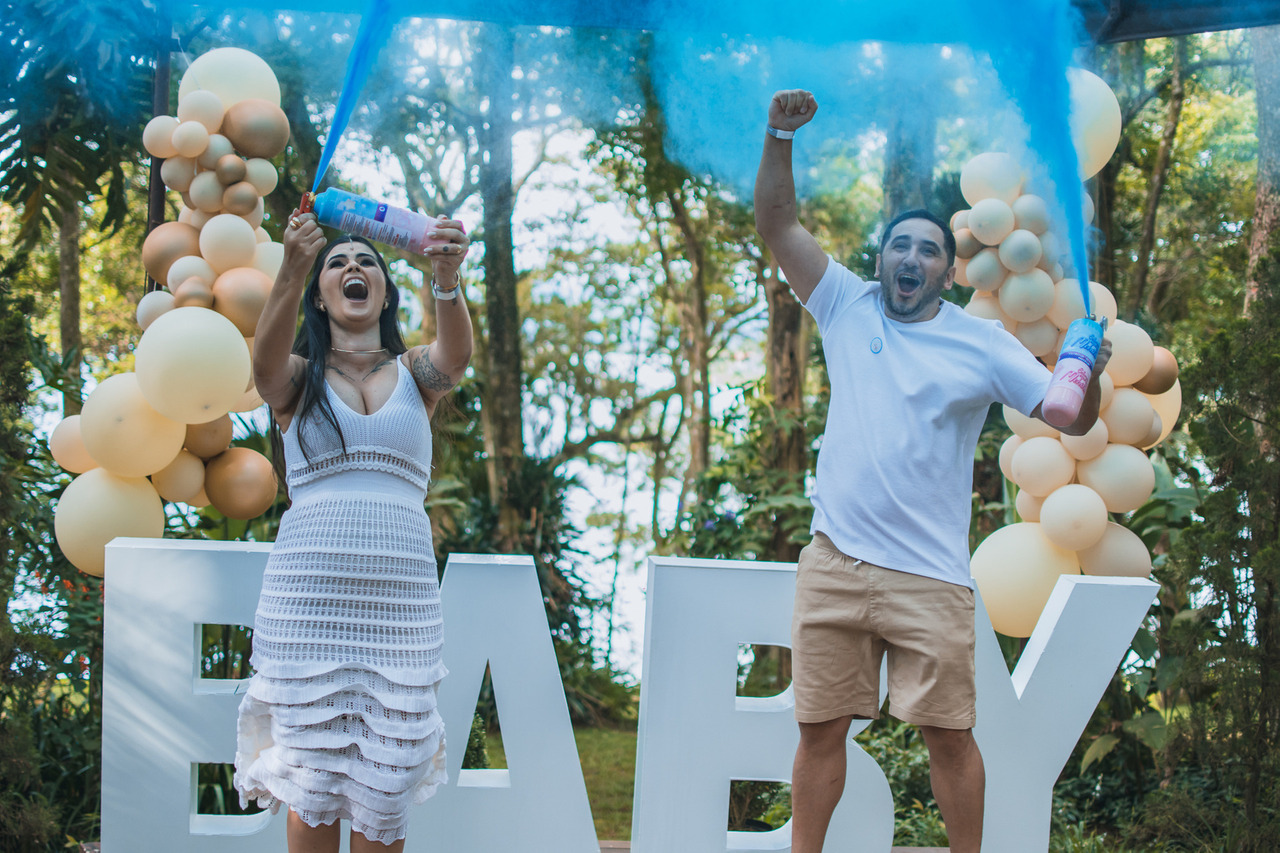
top-left (432, 274), bottom-right (460, 301)
top-left (766, 125), bottom-right (795, 140)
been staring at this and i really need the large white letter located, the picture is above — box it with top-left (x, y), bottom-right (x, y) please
top-left (631, 557), bottom-right (893, 853)
top-left (100, 542), bottom-right (597, 852)
top-left (421, 554), bottom-right (598, 852)
top-left (974, 575), bottom-right (1157, 852)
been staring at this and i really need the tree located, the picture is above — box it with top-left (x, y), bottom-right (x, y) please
top-left (1246, 25), bottom-right (1280, 315)
top-left (0, 0), bottom-right (162, 414)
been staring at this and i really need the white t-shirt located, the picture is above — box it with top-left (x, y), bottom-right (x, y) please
top-left (804, 257), bottom-right (1051, 587)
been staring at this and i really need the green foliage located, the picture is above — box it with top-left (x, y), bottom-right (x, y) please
top-left (1151, 257), bottom-right (1280, 849)
top-left (462, 713), bottom-right (490, 770)
top-left (0, 0), bottom-right (162, 253)
top-left (680, 377), bottom-right (822, 561)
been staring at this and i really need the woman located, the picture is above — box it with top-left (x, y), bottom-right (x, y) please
top-left (233, 205), bottom-right (472, 852)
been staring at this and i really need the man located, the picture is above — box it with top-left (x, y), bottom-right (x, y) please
top-left (753, 89), bottom-right (1111, 853)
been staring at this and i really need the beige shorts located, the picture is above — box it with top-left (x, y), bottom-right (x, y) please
top-left (791, 532), bottom-right (977, 729)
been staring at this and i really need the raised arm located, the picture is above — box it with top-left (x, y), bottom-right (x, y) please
top-left (754, 89), bottom-right (830, 304)
top-left (406, 216), bottom-right (473, 418)
top-left (254, 208), bottom-right (323, 424)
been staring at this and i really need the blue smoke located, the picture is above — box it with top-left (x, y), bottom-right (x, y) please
top-left (260, 0), bottom-right (1100, 295)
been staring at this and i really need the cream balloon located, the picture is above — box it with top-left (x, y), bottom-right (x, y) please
top-left (1082, 192), bottom-right (1096, 225)
top-left (231, 384), bottom-right (265, 413)
top-left (54, 469), bottom-right (165, 576)
top-left (1099, 371), bottom-right (1115, 411)
top-left (1078, 522), bottom-right (1152, 578)
top-left (199, 214), bottom-right (259, 274)
top-left (177, 89), bottom-right (225, 133)
top-left (135, 307), bottom-right (251, 424)
top-left (251, 241), bottom-right (284, 280)
top-left (1142, 379), bottom-right (1182, 448)
top-left (165, 255), bottom-right (217, 291)
top-left (178, 47), bottom-right (281, 108)
top-left (150, 449), bottom-right (206, 503)
top-left (1046, 279), bottom-right (1118, 328)
top-left (1010, 435), bottom-right (1076, 497)
top-left (970, 522), bottom-right (1079, 638)
top-left (951, 210), bottom-right (969, 231)
top-left (1011, 194), bottom-right (1051, 235)
top-left (1104, 320), bottom-right (1156, 387)
top-left (79, 373), bottom-right (187, 478)
top-left (142, 115), bottom-right (180, 159)
top-left (196, 133), bottom-right (235, 171)
top-left (997, 229), bottom-right (1043, 274)
top-left (960, 152), bottom-right (1024, 206)
top-left (1003, 403), bottom-right (1058, 439)
top-left (998, 434), bottom-right (1024, 481)
top-left (170, 120), bottom-right (211, 159)
top-left (964, 248), bottom-right (1008, 293)
top-left (999, 269), bottom-right (1055, 322)
top-left (1101, 387), bottom-right (1156, 446)
top-left (49, 415), bottom-right (98, 474)
top-left (1076, 444), bottom-right (1155, 513)
top-left (136, 289), bottom-right (176, 331)
top-left (965, 293), bottom-right (1017, 330)
top-left (1015, 489), bottom-right (1044, 522)
top-left (1039, 483), bottom-right (1108, 551)
top-left (1139, 412), bottom-right (1164, 449)
top-left (968, 198), bottom-right (1016, 246)
top-left (954, 228), bottom-right (982, 260)
top-left (244, 158), bottom-right (279, 196)
top-left (188, 171), bottom-right (225, 213)
top-left (1060, 418), bottom-right (1109, 461)
top-left (1067, 67), bottom-right (1123, 180)
top-left (1014, 318), bottom-right (1059, 358)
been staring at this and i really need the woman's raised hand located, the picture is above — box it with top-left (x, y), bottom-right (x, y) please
top-left (425, 216), bottom-right (470, 287)
top-left (281, 208), bottom-right (326, 282)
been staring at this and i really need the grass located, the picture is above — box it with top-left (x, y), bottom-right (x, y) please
top-left (486, 724), bottom-right (638, 841)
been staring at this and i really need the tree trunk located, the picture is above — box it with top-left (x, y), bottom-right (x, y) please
top-left (477, 23), bottom-right (524, 548)
top-left (668, 192), bottom-right (710, 508)
top-left (882, 106), bottom-right (937, 221)
top-left (764, 261), bottom-right (808, 563)
top-left (1128, 39), bottom-right (1186, 321)
top-left (1246, 25), bottom-right (1280, 317)
top-left (58, 205), bottom-right (82, 416)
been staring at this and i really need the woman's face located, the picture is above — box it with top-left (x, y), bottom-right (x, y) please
top-left (316, 240), bottom-right (389, 330)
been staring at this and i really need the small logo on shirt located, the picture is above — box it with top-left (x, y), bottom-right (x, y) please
top-left (870, 337), bottom-right (883, 354)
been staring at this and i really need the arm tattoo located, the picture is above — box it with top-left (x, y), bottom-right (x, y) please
top-left (412, 351), bottom-right (456, 393)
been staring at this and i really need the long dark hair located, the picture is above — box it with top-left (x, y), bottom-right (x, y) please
top-left (269, 235), bottom-right (408, 491)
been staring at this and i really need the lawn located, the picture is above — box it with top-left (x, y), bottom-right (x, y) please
top-left (486, 724), bottom-right (638, 841)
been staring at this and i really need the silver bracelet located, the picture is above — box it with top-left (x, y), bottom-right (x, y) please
top-left (431, 274), bottom-right (460, 301)
top-left (766, 125), bottom-right (795, 140)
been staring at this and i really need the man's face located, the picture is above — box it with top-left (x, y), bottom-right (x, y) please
top-left (874, 218), bottom-right (955, 323)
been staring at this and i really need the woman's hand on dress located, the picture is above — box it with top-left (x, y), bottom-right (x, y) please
top-left (281, 208), bottom-right (326, 283)
top-left (425, 216), bottom-right (469, 288)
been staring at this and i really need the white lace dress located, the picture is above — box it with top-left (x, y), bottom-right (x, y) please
top-left (234, 359), bottom-right (447, 844)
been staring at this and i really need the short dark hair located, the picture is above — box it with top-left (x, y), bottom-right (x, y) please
top-left (879, 208), bottom-right (956, 266)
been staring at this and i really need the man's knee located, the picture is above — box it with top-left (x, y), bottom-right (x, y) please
top-left (798, 715), bottom-right (855, 751)
top-left (919, 725), bottom-right (979, 763)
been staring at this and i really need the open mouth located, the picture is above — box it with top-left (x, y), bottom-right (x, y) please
top-left (896, 272), bottom-right (922, 294)
top-left (342, 277), bottom-right (369, 301)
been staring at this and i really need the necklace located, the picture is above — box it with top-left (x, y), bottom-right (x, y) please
top-left (330, 346), bottom-right (388, 354)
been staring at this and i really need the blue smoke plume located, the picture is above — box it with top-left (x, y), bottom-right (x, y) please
top-left (196, 0), bottom-right (1101, 295)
